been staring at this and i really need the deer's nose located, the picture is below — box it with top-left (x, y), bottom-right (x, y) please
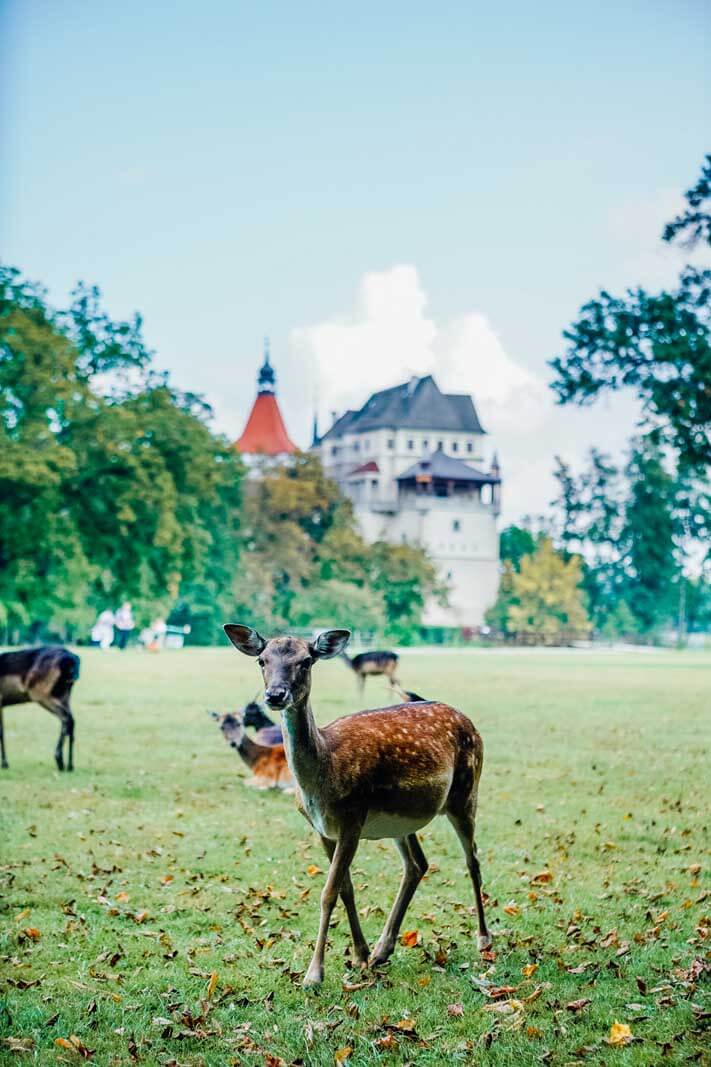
top-left (265, 685), bottom-right (290, 709)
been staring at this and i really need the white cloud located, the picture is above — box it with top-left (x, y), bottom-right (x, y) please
top-left (291, 264), bottom-right (548, 437)
top-left (290, 264), bottom-right (642, 526)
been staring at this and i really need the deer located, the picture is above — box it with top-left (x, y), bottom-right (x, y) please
top-left (243, 697), bottom-right (283, 745)
top-left (0, 646), bottom-right (80, 771)
top-left (224, 624), bottom-right (491, 988)
top-left (208, 708), bottom-right (293, 790)
top-left (340, 648), bottom-right (400, 693)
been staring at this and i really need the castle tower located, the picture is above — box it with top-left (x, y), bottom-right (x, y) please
top-left (235, 339), bottom-right (296, 461)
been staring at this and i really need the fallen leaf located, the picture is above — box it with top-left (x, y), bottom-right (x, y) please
top-left (417, 975), bottom-right (431, 987)
top-left (115, 892), bottom-right (130, 903)
top-left (522, 963), bottom-right (539, 978)
top-left (375, 1034), bottom-right (398, 1050)
top-left (334, 1047), bottom-right (353, 1064)
top-left (306, 865), bottom-right (322, 877)
top-left (22, 927), bottom-right (41, 941)
top-left (55, 1035), bottom-right (95, 1059)
top-left (133, 910), bottom-right (149, 924)
top-left (400, 930), bottom-right (420, 948)
top-left (607, 1021), bottom-right (633, 1047)
top-left (447, 1002), bottom-right (464, 1016)
top-left (566, 999), bottom-right (592, 1013)
top-left (531, 870), bottom-right (553, 883)
top-left (206, 972), bottom-right (218, 999)
top-left (503, 902), bottom-right (520, 916)
top-left (2, 1037), bottom-right (35, 1054)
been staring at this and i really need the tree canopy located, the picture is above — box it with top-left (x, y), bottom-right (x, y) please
top-left (550, 156), bottom-right (711, 472)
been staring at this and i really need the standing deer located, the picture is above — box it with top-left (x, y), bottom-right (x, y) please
top-left (0, 646), bottom-right (80, 770)
top-left (340, 649), bottom-right (400, 693)
top-left (224, 624), bottom-right (491, 987)
top-left (208, 709), bottom-right (293, 790)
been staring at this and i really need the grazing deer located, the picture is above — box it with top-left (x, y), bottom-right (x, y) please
top-left (208, 709), bottom-right (293, 790)
top-left (224, 624), bottom-right (491, 988)
top-left (340, 649), bottom-right (400, 693)
top-left (243, 698), bottom-right (283, 745)
top-left (0, 646), bottom-right (80, 771)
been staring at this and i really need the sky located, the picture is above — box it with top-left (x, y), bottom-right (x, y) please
top-left (2, 0), bottom-right (709, 523)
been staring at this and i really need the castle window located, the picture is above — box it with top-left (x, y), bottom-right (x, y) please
top-left (453, 519), bottom-right (460, 532)
top-left (407, 439), bottom-right (414, 450)
top-left (371, 479), bottom-right (378, 489)
top-left (331, 445), bottom-right (338, 456)
top-left (387, 438), bottom-right (395, 449)
top-left (422, 438), bottom-right (428, 449)
top-left (466, 441), bottom-right (473, 453)
top-left (353, 441), bottom-right (360, 452)
top-left (437, 439), bottom-right (444, 450)
top-left (452, 441), bottom-right (458, 452)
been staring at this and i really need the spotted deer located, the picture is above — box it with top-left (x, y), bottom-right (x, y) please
top-left (224, 624), bottom-right (490, 988)
top-left (0, 646), bottom-right (80, 771)
top-left (208, 709), bottom-right (293, 790)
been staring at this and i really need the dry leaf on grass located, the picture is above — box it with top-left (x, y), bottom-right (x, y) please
top-left (55, 1035), bottom-right (95, 1059)
top-left (522, 963), bottom-right (539, 977)
top-left (400, 929), bottom-right (420, 948)
top-left (447, 1002), bottom-right (464, 1016)
top-left (306, 865), bottom-right (322, 877)
top-left (206, 972), bottom-right (218, 999)
top-left (566, 999), bottom-right (592, 1013)
top-left (607, 1021), bottom-right (633, 1046)
top-left (2, 1037), bottom-right (35, 1054)
top-left (334, 1047), bottom-right (353, 1064)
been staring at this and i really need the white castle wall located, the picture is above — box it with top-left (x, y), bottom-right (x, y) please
top-left (318, 426), bottom-right (500, 628)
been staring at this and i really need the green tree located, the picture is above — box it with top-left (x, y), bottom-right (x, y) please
top-left (506, 538), bottom-right (590, 640)
top-left (0, 265), bottom-right (242, 641)
top-left (550, 156), bottom-right (711, 472)
top-left (499, 524), bottom-right (538, 571)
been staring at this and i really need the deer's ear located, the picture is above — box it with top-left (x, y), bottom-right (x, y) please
top-left (311, 629), bottom-right (351, 660)
top-left (207, 710), bottom-right (221, 720)
top-left (223, 624), bottom-right (267, 657)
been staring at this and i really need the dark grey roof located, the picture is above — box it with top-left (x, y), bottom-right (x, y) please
top-left (397, 446), bottom-right (500, 485)
top-left (320, 375), bottom-right (485, 440)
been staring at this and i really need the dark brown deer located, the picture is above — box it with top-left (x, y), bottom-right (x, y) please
top-left (0, 646), bottom-right (80, 770)
top-left (340, 649), bottom-right (400, 693)
top-left (208, 709), bottom-right (293, 790)
top-left (224, 624), bottom-right (490, 988)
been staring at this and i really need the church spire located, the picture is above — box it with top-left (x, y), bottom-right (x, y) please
top-left (257, 336), bottom-right (276, 394)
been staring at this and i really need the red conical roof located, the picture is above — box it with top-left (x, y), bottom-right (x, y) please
top-left (235, 392), bottom-right (296, 455)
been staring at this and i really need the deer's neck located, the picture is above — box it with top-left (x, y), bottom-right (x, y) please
top-left (281, 695), bottom-right (325, 786)
top-left (232, 732), bottom-right (261, 768)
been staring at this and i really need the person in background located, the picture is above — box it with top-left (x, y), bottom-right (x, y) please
top-left (114, 601), bottom-right (135, 650)
top-left (90, 609), bottom-right (115, 649)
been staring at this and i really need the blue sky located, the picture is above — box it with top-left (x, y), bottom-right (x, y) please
top-left (3, 0), bottom-right (709, 519)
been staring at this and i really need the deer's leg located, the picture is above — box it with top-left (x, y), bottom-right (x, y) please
top-left (304, 831), bottom-right (360, 988)
top-left (0, 704), bottom-right (7, 769)
top-left (447, 809), bottom-right (491, 951)
top-left (321, 836), bottom-right (369, 966)
top-left (370, 834), bottom-right (428, 967)
top-left (38, 698), bottom-right (73, 771)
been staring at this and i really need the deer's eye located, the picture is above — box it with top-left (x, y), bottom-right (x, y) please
top-left (257, 658), bottom-right (265, 668)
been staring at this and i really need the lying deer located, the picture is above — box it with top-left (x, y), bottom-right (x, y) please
top-left (340, 649), bottom-right (400, 693)
top-left (208, 709), bottom-right (293, 790)
top-left (0, 646), bottom-right (80, 770)
top-left (224, 624), bottom-right (491, 987)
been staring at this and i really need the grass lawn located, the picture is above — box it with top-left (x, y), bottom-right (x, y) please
top-left (1, 646), bottom-right (709, 1066)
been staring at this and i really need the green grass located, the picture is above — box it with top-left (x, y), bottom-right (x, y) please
top-left (1, 647), bottom-right (709, 1066)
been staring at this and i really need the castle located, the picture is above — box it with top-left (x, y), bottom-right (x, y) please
top-left (236, 347), bottom-right (501, 628)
